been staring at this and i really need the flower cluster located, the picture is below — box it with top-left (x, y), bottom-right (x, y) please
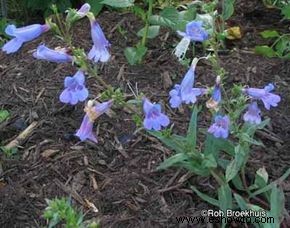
top-left (2, 12), bottom-right (281, 143)
top-left (1, 3), bottom-right (111, 142)
top-left (142, 57), bottom-right (281, 140)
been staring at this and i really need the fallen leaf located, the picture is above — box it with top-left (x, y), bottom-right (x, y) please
top-left (162, 71), bottom-right (172, 89)
top-left (41, 149), bottom-right (59, 158)
top-left (226, 26), bottom-right (242, 40)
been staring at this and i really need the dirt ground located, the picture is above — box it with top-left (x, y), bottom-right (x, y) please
top-left (0, 0), bottom-right (289, 227)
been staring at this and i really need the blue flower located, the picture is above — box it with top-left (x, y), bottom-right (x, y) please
top-left (206, 76), bottom-right (222, 111)
top-left (143, 98), bottom-right (170, 131)
top-left (2, 24), bottom-right (50, 54)
top-left (88, 20), bottom-right (110, 62)
top-left (76, 100), bottom-right (113, 142)
top-left (59, 71), bottom-right (89, 105)
top-left (169, 63), bottom-right (207, 108)
top-left (208, 115), bottom-right (230, 139)
top-left (33, 45), bottom-right (73, 63)
top-left (244, 83), bottom-right (281, 110)
top-left (178, 21), bottom-right (209, 42)
top-left (76, 3), bottom-right (91, 17)
top-left (243, 102), bottom-right (261, 125)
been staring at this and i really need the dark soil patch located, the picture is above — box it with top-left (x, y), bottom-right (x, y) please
top-left (0, 1), bottom-right (290, 227)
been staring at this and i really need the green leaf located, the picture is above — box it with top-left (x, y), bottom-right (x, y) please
top-left (242, 119), bottom-right (270, 137)
top-left (137, 26), bottom-right (160, 39)
top-left (218, 184), bottom-right (233, 227)
top-left (251, 168), bottom-right (290, 198)
top-left (202, 154), bottom-right (217, 168)
top-left (191, 186), bottom-right (219, 207)
top-left (260, 30), bottom-right (280, 39)
top-left (149, 7), bottom-right (179, 29)
top-left (0, 109), bottom-right (9, 123)
top-left (132, 5), bottom-right (146, 21)
top-left (101, 0), bottom-right (134, 8)
top-left (254, 167), bottom-right (269, 187)
top-left (255, 46), bottom-right (277, 58)
top-left (275, 36), bottom-right (290, 58)
top-left (124, 45), bottom-right (147, 65)
top-left (225, 145), bottom-right (245, 182)
top-left (180, 6), bottom-right (196, 22)
top-left (186, 106), bottom-right (199, 152)
top-left (86, 0), bottom-right (104, 15)
top-left (270, 185), bottom-right (285, 228)
top-left (222, 0), bottom-right (235, 20)
top-left (204, 134), bottom-right (235, 158)
top-left (240, 133), bottom-right (264, 146)
top-left (281, 4), bottom-right (290, 19)
top-left (148, 131), bottom-right (187, 154)
top-left (157, 153), bottom-right (189, 170)
top-left (234, 193), bottom-right (248, 210)
top-left (231, 175), bottom-right (244, 190)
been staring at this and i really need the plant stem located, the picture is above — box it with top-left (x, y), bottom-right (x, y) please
top-left (210, 169), bottom-right (225, 186)
top-left (87, 65), bottom-right (111, 90)
top-left (141, 0), bottom-right (153, 47)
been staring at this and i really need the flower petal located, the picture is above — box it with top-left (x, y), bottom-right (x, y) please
top-left (59, 89), bottom-right (71, 104)
top-left (2, 38), bottom-right (23, 54)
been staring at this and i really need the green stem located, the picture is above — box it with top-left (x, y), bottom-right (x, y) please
top-left (210, 169), bottom-right (226, 186)
top-left (141, 0), bottom-right (153, 47)
top-left (87, 65), bottom-right (111, 90)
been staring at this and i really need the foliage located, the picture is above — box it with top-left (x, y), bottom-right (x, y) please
top-left (43, 198), bottom-right (99, 228)
top-left (262, 0), bottom-right (290, 19)
top-left (0, 109), bottom-right (9, 123)
top-left (255, 30), bottom-right (290, 59)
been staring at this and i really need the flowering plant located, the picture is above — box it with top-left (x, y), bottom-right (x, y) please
top-left (143, 2), bottom-right (289, 227)
top-left (2, 1), bottom-right (289, 227)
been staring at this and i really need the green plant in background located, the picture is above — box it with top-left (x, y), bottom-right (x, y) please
top-left (43, 198), bottom-right (100, 228)
top-left (255, 1), bottom-right (290, 59)
top-left (0, 109), bottom-right (16, 157)
top-left (125, 0), bottom-right (198, 65)
top-left (262, 0), bottom-right (290, 19)
top-left (0, 109), bottom-right (9, 123)
top-left (144, 1), bottom-right (289, 227)
top-left (255, 30), bottom-right (290, 59)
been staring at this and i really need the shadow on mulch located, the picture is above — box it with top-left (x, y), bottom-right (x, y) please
top-left (0, 1), bottom-right (290, 227)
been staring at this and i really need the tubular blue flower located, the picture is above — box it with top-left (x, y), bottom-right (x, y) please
top-left (33, 45), bottom-right (73, 63)
top-left (76, 100), bottom-right (113, 142)
top-left (59, 71), bottom-right (89, 105)
top-left (206, 76), bottom-right (222, 111)
top-left (169, 61), bottom-right (207, 108)
top-left (208, 115), bottom-right (230, 139)
top-left (88, 20), bottom-right (110, 63)
top-left (178, 21), bottom-right (209, 42)
top-left (2, 24), bottom-right (50, 54)
top-left (243, 102), bottom-right (261, 125)
top-left (76, 3), bottom-right (91, 17)
top-left (174, 21), bottom-right (208, 60)
top-left (244, 83), bottom-right (281, 110)
top-left (143, 99), bottom-right (170, 131)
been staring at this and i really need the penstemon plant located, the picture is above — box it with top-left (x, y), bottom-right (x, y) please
top-left (142, 1), bottom-right (288, 228)
top-left (1, 2), bottom-right (289, 227)
top-left (1, 3), bottom-right (119, 144)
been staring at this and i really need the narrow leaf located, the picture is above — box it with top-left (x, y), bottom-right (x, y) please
top-left (191, 185), bottom-right (219, 207)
